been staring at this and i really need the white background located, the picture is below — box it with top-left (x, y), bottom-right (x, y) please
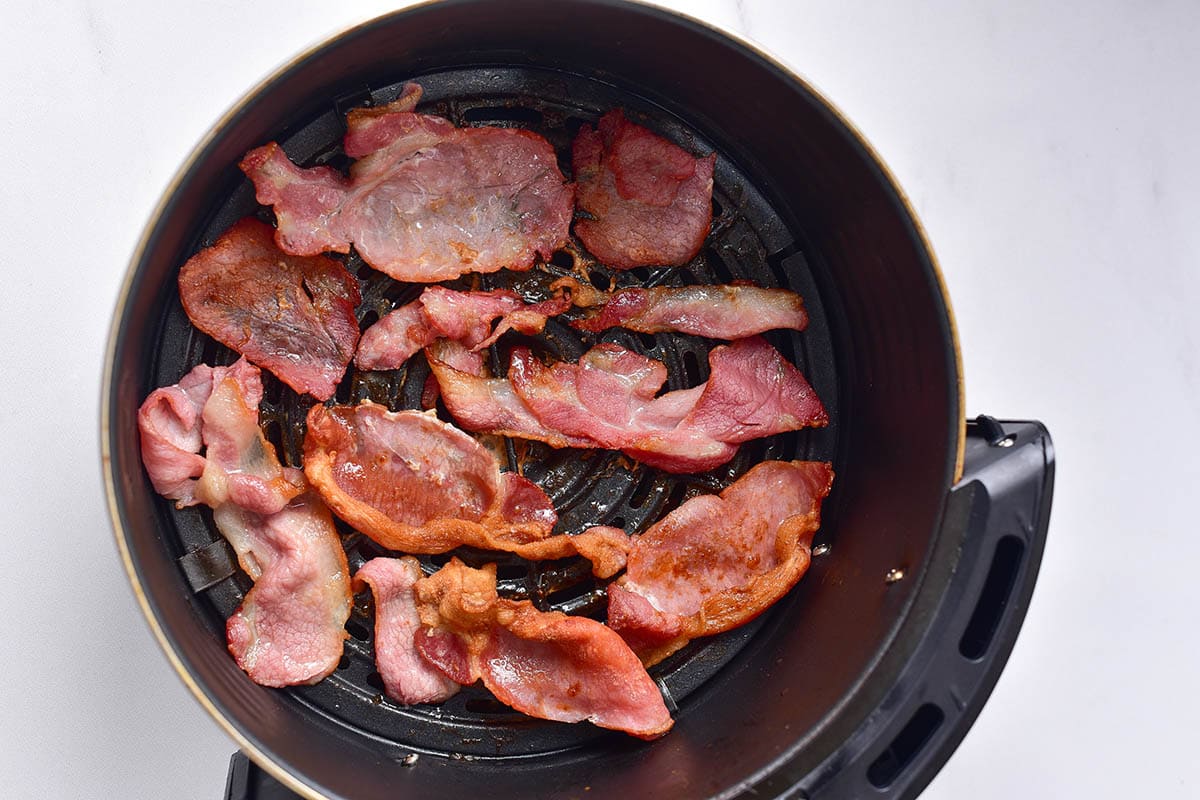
top-left (2, 1), bottom-right (1196, 797)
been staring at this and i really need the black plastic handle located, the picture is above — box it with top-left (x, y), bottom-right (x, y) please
top-left (226, 416), bottom-right (1054, 800)
top-left (793, 416), bottom-right (1055, 800)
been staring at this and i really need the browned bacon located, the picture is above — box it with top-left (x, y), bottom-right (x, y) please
top-left (608, 460), bottom-right (834, 665)
top-left (412, 559), bottom-right (673, 739)
top-left (178, 218), bottom-right (361, 401)
top-left (428, 337), bottom-right (827, 473)
top-left (240, 83), bottom-right (573, 283)
top-left (303, 403), bottom-right (629, 576)
top-left (137, 359), bottom-right (351, 686)
top-left (354, 557), bottom-right (460, 704)
top-left (573, 109), bottom-right (715, 269)
top-left (355, 286), bottom-right (572, 371)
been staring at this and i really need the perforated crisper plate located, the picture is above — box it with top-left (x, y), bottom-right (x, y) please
top-left (147, 66), bottom-right (839, 758)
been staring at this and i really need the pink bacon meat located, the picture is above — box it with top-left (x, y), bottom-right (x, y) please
top-left (137, 359), bottom-right (351, 686)
top-left (427, 336), bottom-right (827, 473)
top-left (573, 109), bottom-right (715, 269)
top-left (560, 279), bottom-right (808, 338)
top-left (608, 460), bottom-right (834, 666)
top-left (240, 83), bottom-right (573, 283)
top-left (353, 557), bottom-right (460, 705)
top-left (355, 285), bottom-right (572, 371)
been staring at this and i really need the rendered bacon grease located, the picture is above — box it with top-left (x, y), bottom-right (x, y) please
top-left (137, 359), bottom-right (351, 686)
top-left (136, 82), bottom-right (838, 737)
top-left (241, 83), bottom-right (573, 283)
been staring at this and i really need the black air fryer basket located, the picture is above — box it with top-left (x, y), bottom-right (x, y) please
top-left (101, 2), bottom-right (1055, 799)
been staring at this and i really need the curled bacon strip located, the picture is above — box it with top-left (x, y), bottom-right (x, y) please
top-left (608, 460), bottom-right (834, 666)
top-left (412, 559), bottom-right (673, 739)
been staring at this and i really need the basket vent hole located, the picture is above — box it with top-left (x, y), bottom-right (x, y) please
top-left (705, 247), bottom-right (735, 283)
top-left (365, 671), bottom-right (386, 693)
top-left (462, 106), bottom-right (544, 126)
top-left (628, 479), bottom-right (655, 509)
top-left (959, 535), bottom-right (1025, 660)
top-left (345, 619), bottom-right (371, 642)
top-left (866, 703), bottom-right (945, 789)
top-left (550, 250), bottom-right (574, 270)
top-left (590, 271), bottom-right (612, 291)
top-left (683, 350), bottom-right (702, 385)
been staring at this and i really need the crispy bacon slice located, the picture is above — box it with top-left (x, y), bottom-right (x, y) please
top-left (138, 359), bottom-right (351, 686)
top-left (558, 279), bottom-right (808, 338)
top-left (240, 83), bottom-right (573, 283)
top-left (573, 109), bottom-right (715, 269)
top-left (608, 460), bottom-right (834, 665)
top-left (221, 474), bottom-right (351, 687)
top-left (178, 218), bottom-right (361, 400)
top-left (355, 286), bottom-right (572, 371)
top-left (354, 557), bottom-right (460, 704)
top-left (412, 559), bottom-right (672, 739)
top-left (303, 403), bottom-right (628, 576)
top-left (428, 337), bottom-right (827, 473)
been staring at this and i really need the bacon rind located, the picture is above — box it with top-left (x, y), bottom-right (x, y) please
top-left (608, 460), bottom-right (834, 666)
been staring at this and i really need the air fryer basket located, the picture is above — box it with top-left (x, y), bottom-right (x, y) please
top-left (102, 2), bottom-right (1054, 799)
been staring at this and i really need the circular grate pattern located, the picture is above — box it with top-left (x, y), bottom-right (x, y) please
top-left (150, 66), bottom-right (838, 756)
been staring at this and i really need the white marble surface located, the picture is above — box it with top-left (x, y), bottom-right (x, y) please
top-left (1, 1), bottom-right (1196, 797)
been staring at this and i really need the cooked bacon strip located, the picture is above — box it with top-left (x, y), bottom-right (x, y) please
top-left (608, 460), bottom-right (834, 666)
top-left (193, 359), bottom-right (300, 515)
top-left (354, 557), bottom-right (460, 704)
top-left (429, 337), bottom-right (826, 473)
top-left (355, 286), bottom-right (572, 371)
top-left (220, 473), bottom-right (351, 686)
top-left (556, 278), bottom-right (808, 338)
top-left (573, 109), bottom-right (715, 269)
top-left (303, 403), bottom-right (628, 576)
top-left (241, 83), bottom-right (573, 283)
top-left (138, 359), bottom-right (351, 686)
top-left (177, 218), bottom-right (361, 400)
top-left (137, 363), bottom-right (216, 507)
top-left (413, 559), bottom-right (672, 739)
